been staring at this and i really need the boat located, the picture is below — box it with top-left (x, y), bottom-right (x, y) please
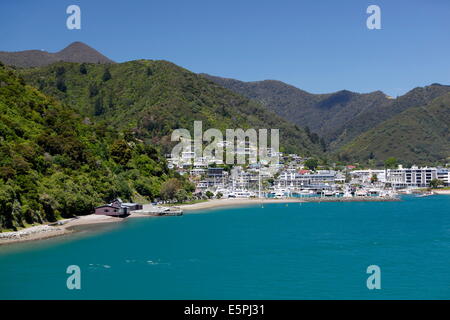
top-left (343, 190), bottom-right (353, 198)
top-left (355, 190), bottom-right (368, 197)
top-left (230, 190), bottom-right (255, 198)
top-left (416, 192), bottom-right (434, 198)
top-left (274, 191), bottom-right (285, 199)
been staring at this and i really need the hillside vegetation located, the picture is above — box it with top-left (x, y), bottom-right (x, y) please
top-left (338, 93), bottom-right (450, 165)
top-left (0, 64), bottom-right (192, 231)
top-left (21, 60), bottom-right (324, 156)
top-left (202, 74), bottom-right (450, 156)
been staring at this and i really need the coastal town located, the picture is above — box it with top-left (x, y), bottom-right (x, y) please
top-left (165, 147), bottom-right (450, 201)
top-left (2, 146), bottom-right (449, 245)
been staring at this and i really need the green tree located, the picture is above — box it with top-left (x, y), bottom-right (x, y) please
top-left (160, 178), bottom-right (181, 200)
top-left (102, 68), bottom-right (112, 81)
top-left (0, 182), bottom-right (16, 229)
top-left (55, 66), bottom-right (66, 77)
top-left (110, 140), bottom-right (132, 165)
top-left (319, 137), bottom-right (327, 152)
top-left (79, 63), bottom-right (88, 75)
top-left (370, 174), bottom-right (378, 183)
top-left (216, 192), bottom-right (223, 199)
top-left (205, 191), bottom-right (214, 199)
top-left (429, 179), bottom-right (444, 188)
top-left (175, 189), bottom-right (188, 203)
top-left (94, 97), bottom-right (104, 116)
top-left (384, 157), bottom-right (398, 169)
top-left (56, 77), bottom-right (67, 92)
top-left (304, 158), bottom-right (319, 171)
top-left (89, 83), bottom-right (99, 97)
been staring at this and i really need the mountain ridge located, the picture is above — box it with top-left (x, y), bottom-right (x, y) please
top-left (201, 73), bottom-right (450, 152)
top-left (20, 60), bottom-right (324, 157)
top-left (338, 93), bottom-right (450, 165)
top-left (0, 42), bottom-right (114, 68)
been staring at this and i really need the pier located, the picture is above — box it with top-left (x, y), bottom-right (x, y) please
top-left (131, 205), bottom-right (183, 217)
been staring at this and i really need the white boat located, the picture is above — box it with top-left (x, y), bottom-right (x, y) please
top-left (343, 190), bottom-right (353, 198)
top-left (381, 189), bottom-right (398, 198)
top-left (274, 191), bottom-right (285, 199)
top-left (355, 190), bottom-right (368, 197)
top-left (231, 190), bottom-right (255, 198)
top-left (416, 192), bottom-right (434, 198)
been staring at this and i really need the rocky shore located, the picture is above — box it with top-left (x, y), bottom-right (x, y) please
top-left (0, 214), bottom-right (122, 245)
top-left (0, 225), bottom-right (65, 241)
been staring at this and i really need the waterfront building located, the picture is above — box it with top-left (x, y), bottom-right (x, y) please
top-left (95, 199), bottom-right (142, 216)
top-left (274, 170), bottom-right (343, 190)
top-left (437, 168), bottom-right (450, 185)
top-left (386, 166), bottom-right (438, 188)
top-left (350, 169), bottom-right (387, 184)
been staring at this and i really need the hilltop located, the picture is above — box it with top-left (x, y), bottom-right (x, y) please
top-left (0, 42), bottom-right (113, 68)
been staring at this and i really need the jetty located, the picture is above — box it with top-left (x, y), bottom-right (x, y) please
top-left (131, 205), bottom-right (183, 217)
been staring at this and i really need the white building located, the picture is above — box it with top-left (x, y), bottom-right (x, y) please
top-left (437, 168), bottom-right (450, 185)
top-left (274, 170), bottom-right (342, 190)
top-left (386, 166), bottom-right (438, 188)
top-left (350, 169), bottom-right (387, 184)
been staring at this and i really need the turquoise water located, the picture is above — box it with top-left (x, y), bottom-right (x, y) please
top-left (0, 195), bottom-right (449, 299)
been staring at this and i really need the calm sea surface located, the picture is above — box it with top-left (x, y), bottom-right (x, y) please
top-left (0, 195), bottom-right (449, 299)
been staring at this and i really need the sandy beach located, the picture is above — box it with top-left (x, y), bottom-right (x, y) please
top-left (433, 190), bottom-right (450, 195)
top-left (177, 198), bottom-right (303, 211)
top-left (0, 196), bottom-right (400, 245)
top-left (177, 196), bottom-right (400, 211)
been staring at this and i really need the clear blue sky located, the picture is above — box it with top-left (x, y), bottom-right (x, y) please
top-left (1, 0), bottom-right (449, 96)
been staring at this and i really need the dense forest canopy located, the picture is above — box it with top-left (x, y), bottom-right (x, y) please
top-left (21, 60), bottom-right (324, 157)
top-left (0, 63), bottom-right (193, 231)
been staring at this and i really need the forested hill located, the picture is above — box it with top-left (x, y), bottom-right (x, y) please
top-left (21, 60), bottom-right (324, 156)
top-left (0, 63), bottom-right (192, 231)
top-left (202, 74), bottom-right (450, 152)
top-left (338, 93), bottom-right (450, 166)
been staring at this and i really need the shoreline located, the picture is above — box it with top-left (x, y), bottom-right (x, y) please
top-left (0, 196), bottom-right (400, 246)
top-left (176, 196), bottom-right (400, 211)
top-left (433, 189), bottom-right (450, 195)
top-left (0, 214), bottom-right (123, 246)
